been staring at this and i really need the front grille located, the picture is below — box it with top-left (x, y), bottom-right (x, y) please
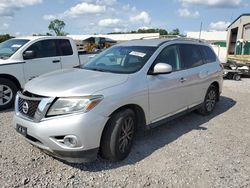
top-left (18, 95), bottom-right (42, 119)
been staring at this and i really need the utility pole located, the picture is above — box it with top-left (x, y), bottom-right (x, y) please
top-left (199, 22), bottom-right (203, 41)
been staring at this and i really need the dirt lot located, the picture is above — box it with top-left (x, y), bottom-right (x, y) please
top-left (0, 79), bottom-right (249, 188)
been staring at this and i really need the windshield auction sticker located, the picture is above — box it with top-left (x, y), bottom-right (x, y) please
top-left (129, 51), bottom-right (146, 58)
top-left (11, 44), bottom-right (22, 48)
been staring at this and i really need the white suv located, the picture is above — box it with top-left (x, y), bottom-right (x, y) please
top-left (14, 38), bottom-right (223, 162)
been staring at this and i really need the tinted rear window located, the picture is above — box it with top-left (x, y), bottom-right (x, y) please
top-left (179, 44), bottom-right (203, 69)
top-left (200, 46), bottom-right (216, 63)
top-left (58, 39), bottom-right (73, 56)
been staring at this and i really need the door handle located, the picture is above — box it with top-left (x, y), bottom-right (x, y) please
top-left (52, 60), bottom-right (60, 63)
top-left (180, 77), bottom-right (187, 83)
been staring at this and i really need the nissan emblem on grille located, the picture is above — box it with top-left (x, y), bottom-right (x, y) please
top-left (22, 101), bottom-right (29, 114)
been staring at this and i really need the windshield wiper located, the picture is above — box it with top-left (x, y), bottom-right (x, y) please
top-left (83, 67), bottom-right (109, 72)
top-left (92, 68), bottom-right (106, 72)
top-left (0, 56), bottom-right (8, 60)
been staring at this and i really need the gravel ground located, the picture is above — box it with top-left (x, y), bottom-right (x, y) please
top-left (0, 79), bottom-right (250, 188)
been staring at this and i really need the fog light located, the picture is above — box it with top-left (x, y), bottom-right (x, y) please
top-left (63, 135), bottom-right (78, 147)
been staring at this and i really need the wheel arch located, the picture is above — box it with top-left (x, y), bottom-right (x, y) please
top-left (0, 74), bottom-right (21, 90)
top-left (99, 103), bottom-right (147, 147)
top-left (108, 104), bottom-right (147, 129)
top-left (99, 103), bottom-right (147, 160)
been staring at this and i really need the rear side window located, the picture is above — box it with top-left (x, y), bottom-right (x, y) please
top-left (200, 45), bottom-right (216, 63)
top-left (179, 44), bottom-right (203, 69)
top-left (154, 45), bottom-right (181, 71)
top-left (57, 39), bottom-right (73, 56)
top-left (26, 40), bottom-right (57, 59)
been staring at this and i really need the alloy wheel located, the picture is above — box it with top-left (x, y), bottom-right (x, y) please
top-left (118, 116), bottom-right (135, 153)
top-left (206, 89), bottom-right (216, 112)
top-left (0, 84), bottom-right (13, 106)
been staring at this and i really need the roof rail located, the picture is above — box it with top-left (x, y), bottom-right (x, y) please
top-left (171, 37), bottom-right (205, 43)
top-left (161, 35), bottom-right (205, 43)
top-left (156, 36), bottom-right (206, 47)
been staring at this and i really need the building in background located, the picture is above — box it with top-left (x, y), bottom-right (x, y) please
top-left (68, 33), bottom-right (160, 52)
top-left (68, 36), bottom-right (117, 53)
top-left (226, 14), bottom-right (250, 64)
top-left (68, 33), bottom-right (160, 43)
top-left (187, 31), bottom-right (227, 63)
top-left (187, 31), bottom-right (227, 46)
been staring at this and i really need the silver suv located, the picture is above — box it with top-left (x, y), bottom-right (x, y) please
top-left (14, 38), bottom-right (223, 162)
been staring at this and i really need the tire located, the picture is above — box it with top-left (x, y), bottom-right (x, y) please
top-left (0, 78), bottom-right (18, 111)
top-left (197, 85), bottom-right (218, 115)
top-left (233, 74), bottom-right (241, 81)
top-left (226, 72), bottom-right (234, 80)
top-left (100, 108), bottom-right (136, 161)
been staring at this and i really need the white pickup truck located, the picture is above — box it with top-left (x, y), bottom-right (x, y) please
top-left (0, 36), bottom-right (91, 110)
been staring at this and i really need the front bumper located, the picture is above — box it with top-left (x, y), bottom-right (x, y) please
top-left (13, 111), bottom-right (109, 163)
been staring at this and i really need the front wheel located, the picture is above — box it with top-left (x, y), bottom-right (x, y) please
top-left (0, 78), bottom-right (18, 111)
top-left (100, 109), bottom-right (136, 161)
top-left (197, 85), bottom-right (218, 115)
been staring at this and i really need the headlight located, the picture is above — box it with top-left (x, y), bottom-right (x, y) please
top-left (46, 95), bottom-right (103, 116)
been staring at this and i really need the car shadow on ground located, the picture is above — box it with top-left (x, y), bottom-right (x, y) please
top-left (64, 96), bottom-right (236, 172)
top-left (0, 108), bottom-right (14, 113)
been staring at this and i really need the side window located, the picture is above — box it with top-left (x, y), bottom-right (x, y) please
top-left (58, 39), bottom-right (73, 56)
top-left (200, 46), bottom-right (216, 63)
top-left (26, 40), bottom-right (57, 59)
top-left (154, 45), bottom-right (180, 71)
top-left (179, 44), bottom-right (203, 69)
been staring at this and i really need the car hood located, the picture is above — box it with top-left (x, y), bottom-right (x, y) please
top-left (0, 59), bottom-right (13, 64)
top-left (24, 68), bottom-right (129, 97)
top-left (0, 59), bottom-right (5, 64)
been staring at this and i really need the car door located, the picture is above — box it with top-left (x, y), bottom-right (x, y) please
top-left (23, 39), bottom-right (61, 82)
top-left (178, 44), bottom-right (208, 108)
top-left (57, 39), bottom-right (80, 68)
top-left (147, 45), bottom-right (189, 123)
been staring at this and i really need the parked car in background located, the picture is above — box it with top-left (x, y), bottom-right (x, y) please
top-left (0, 36), bottom-right (93, 110)
top-left (14, 38), bottom-right (223, 163)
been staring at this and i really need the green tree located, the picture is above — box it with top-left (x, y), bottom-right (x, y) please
top-left (169, 28), bottom-right (180, 35)
top-left (0, 34), bottom-right (14, 43)
top-left (137, 28), bottom-right (168, 35)
top-left (32, 33), bottom-right (52, 36)
top-left (48, 19), bottom-right (67, 36)
top-left (159, 29), bottom-right (168, 35)
top-left (108, 28), bottom-right (168, 35)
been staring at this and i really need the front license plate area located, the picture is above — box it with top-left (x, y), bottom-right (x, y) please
top-left (16, 124), bottom-right (27, 137)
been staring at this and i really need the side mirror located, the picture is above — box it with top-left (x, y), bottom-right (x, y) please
top-left (150, 63), bottom-right (172, 75)
top-left (23, 50), bottom-right (35, 60)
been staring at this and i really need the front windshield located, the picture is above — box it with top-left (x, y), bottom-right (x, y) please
top-left (82, 46), bottom-right (157, 74)
top-left (0, 39), bottom-right (29, 59)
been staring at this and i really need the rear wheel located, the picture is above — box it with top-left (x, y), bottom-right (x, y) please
top-left (198, 85), bottom-right (218, 115)
top-left (233, 74), bottom-right (241, 81)
top-left (0, 78), bottom-right (18, 111)
top-left (100, 108), bottom-right (136, 161)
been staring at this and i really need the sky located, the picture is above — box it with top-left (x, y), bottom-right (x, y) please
top-left (0, 0), bottom-right (249, 36)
